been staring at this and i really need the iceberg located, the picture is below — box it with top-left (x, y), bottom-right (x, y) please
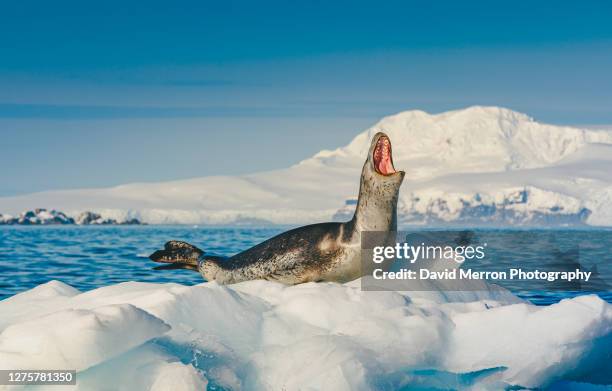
top-left (0, 279), bottom-right (610, 390)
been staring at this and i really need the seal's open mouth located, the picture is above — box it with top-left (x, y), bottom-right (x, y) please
top-left (373, 135), bottom-right (397, 175)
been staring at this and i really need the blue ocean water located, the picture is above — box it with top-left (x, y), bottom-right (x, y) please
top-left (0, 226), bottom-right (610, 305)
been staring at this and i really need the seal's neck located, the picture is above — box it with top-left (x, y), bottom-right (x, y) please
top-left (351, 169), bottom-right (402, 232)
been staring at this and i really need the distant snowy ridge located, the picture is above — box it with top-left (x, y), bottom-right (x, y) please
top-left (334, 186), bottom-right (592, 226)
top-left (1, 106), bottom-right (611, 226)
top-left (0, 208), bottom-right (142, 225)
top-left (0, 208), bottom-right (74, 225)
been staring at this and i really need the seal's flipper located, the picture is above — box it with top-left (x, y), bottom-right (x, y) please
top-left (149, 240), bottom-right (203, 271)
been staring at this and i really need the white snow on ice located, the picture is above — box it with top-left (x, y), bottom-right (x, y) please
top-left (0, 279), bottom-right (610, 390)
top-left (1, 106), bottom-right (612, 225)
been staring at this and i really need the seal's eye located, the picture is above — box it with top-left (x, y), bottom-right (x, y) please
top-left (373, 136), bottom-right (396, 175)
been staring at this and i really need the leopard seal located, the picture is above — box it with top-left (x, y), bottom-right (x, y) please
top-left (149, 132), bottom-right (405, 284)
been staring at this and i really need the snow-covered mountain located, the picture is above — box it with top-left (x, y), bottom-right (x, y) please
top-left (1, 106), bottom-right (611, 226)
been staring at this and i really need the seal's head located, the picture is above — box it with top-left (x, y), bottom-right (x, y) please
top-left (365, 132), bottom-right (405, 184)
top-left (353, 132), bottom-right (405, 230)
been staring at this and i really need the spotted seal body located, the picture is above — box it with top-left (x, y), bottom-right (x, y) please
top-left (150, 132), bottom-right (405, 284)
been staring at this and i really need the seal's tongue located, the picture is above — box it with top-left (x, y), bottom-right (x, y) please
top-left (373, 136), bottom-right (396, 175)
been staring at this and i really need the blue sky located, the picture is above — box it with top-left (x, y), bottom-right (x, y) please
top-left (1, 1), bottom-right (612, 196)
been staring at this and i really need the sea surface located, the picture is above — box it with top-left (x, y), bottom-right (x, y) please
top-left (0, 226), bottom-right (610, 305)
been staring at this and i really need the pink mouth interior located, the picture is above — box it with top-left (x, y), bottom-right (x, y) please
top-left (373, 136), bottom-right (396, 175)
